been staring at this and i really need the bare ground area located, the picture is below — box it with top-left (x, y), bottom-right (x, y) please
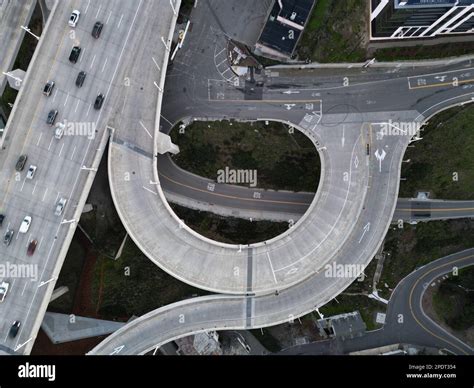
top-left (422, 282), bottom-right (474, 348)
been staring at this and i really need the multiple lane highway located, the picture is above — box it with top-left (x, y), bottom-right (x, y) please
top-left (0, 0), bottom-right (161, 354)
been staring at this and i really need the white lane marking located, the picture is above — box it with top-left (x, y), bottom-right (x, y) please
top-left (58, 143), bottom-right (65, 158)
top-left (74, 99), bottom-right (80, 113)
top-left (86, 104), bottom-right (92, 117)
top-left (32, 181), bottom-right (38, 195)
top-left (52, 89), bottom-right (58, 102)
top-left (266, 253), bottom-right (278, 284)
top-left (21, 282), bottom-right (28, 296)
top-left (63, 93), bottom-right (69, 107)
top-left (139, 121), bottom-right (152, 138)
top-left (36, 132), bottom-right (43, 147)
top-left (217, 58), bottom-right (227, 67)
top-left (84, 0), bottom-right (91, 14)
top-left (117, 14), bottom-right (123, 29)
top-left (54, 192), bottom-right (60, 204)
top-left (90, 54), bottom-right (96, 69)
top-left (95, 5), bottom-right (102, 19)
top-left (71, 146), bottom-right (77, 160)
top-left (160, 114), bottom-right (173, 126)
top-left (101, 58), bottom-right (108, 73)
top-left (47, 136), bottom-right (54, 151)
top-left (42, 188), bottom-right (48, 202)
top-left (106, 10), bottom-right (112, 24)
top-left (215, 47), bottom-right (225, 57)
top-left (20, 178), bottom-right (26, 192)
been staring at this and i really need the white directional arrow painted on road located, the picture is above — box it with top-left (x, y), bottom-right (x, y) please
top-left (110, 345), bottom-right (125, 355)
top-left (374, 149), bottom-right (387, 172)
top-left (282, 90), bottom-right (300, 95)
top-left (358, 222), bottom-right (371, 244)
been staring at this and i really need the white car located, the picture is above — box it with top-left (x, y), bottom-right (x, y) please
top-left (19, 216), bottom-right (31, 234)
top-left (55, 122), bottom-right (65, 140)
top-left (0, 281), bottom-right (10, 302)
top-left (55, 198), bottom-right (67, 216)
top-left (26, 165), bottom-right (37, 180)
top-left (68, 10), bottom-right (80, 27)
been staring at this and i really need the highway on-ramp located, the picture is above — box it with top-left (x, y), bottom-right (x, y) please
top-left (90, 0), bottom-right (474, 354)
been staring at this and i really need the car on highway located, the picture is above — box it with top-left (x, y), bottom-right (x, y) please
top-left (27, 239), bottom-right (38, 256)
top-left (94, 93), bottom-right (104, 110)
top-left (76, 71), bottom-right (86, 87)
top-left (9, 321), bottom-right (20, 338)
top-left (19, 216), bottom-right (31, 234)
top-left (0, 214), bottom-right (4, 227)
top-left (68, 10), bottom-right (80, 27)
top-left (55, 122), bottom-right (65, 140)
top-left (3, 230), bottom-right (13, 246)
top-left (26, 165), bottom-right (37, 180)
top-left (55, 198), bottom-right (67, 216)
top-left (43, 81), bottom-right (55, 96)
top-left (92, 21), bottom-right (104, 38)
top-left (0, 282), bottom-right (9, 302)
top-left (47, 109), bottom-right (58, 126)
top-left (15, 155), bottom-right (27, 172)
top-left (69, 46), bottom-right (81, 63)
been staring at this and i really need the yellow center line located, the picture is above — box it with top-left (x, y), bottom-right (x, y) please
top-left (158, 172), bottom-right (313, 207)
top-left (210, 99), bottom-right (323, 103)
top-left (409, 78), bottom-right (474, 90)
top-left (397, 207), bottom-right (474, 212)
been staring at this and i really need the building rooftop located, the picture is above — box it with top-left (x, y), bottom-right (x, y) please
top-left (256, 0), bottom-right (315, 58)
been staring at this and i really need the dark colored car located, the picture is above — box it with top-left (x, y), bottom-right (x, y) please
top-left (0, 214), bottom-right (4, 227)
top-left (92, 21), bottom-right (104, 38)
top-left (27, 239), bottom-right (38, 256)
top-left (3, 229), bottom-right (13, 246)
top-left (43, 81), bottom-right (55, 96)
top-left (76, 71), bottom-right (86, 87)
top-left (15, 155), bottom-right (28, 172)
top-left (9, 321), bottom-right (20, 338)
top-left (94, 93), bottom-right (104, 110)
top-left (69, 46), bottom-right (81, 63)
top-left (47, 109), bottom-right (58, 126)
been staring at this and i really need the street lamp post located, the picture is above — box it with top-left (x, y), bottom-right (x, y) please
top-left (21, 25), bottom-right (40, 40)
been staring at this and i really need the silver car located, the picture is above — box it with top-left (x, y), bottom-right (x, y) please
top-left (55, 198), bottom-right (67, 216)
